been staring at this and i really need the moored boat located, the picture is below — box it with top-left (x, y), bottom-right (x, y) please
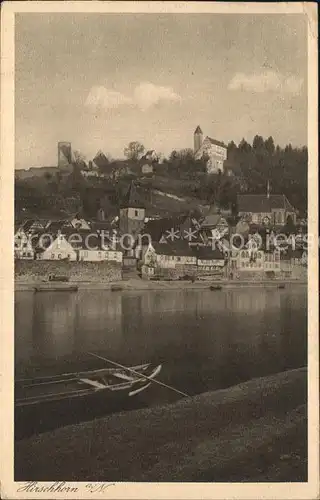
top-left (34, 285), bottom-right (78, 292)
top-left (15, 363), bottom-right (162, 408)
top-left (15, 362), bottom-right (162, 439)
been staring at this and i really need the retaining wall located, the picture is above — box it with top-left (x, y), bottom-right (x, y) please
top-left (15, 260), bottom-right (122, 283)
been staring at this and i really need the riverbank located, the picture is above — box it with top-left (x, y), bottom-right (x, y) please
top-left (15, 367), bottom-right (307, 482)
top-left (15, 277), bottom-right (307, 291)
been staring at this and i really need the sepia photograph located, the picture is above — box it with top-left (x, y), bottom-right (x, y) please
top-left (1, 2), bottom-right (318, 499)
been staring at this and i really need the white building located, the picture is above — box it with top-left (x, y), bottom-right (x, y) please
top-left (36, 233), bottom-right (77, 261)
top-left (14, 231), bottom-right (35, 259)
top-left (194, 126), bottom-right (227, 174)
top-left (142, 241), bottom-right (197, 269)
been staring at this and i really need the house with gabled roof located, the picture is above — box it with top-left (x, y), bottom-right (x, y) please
top-left (69, 230), bottom-right (122, 263)
top-left (68, 214), bottom-right (91, 230)
top-left (45, 219), bottom-right (74, 233)
top-left (197, 204), bottom-right (229, 247)
top-left (141, 150), bottom-right (158, 162)
top-left (14, 219), bottom-right (51, 258)
top-left (142, 239), bottom-right (197, 269)
top-left (139, 150), bottom-right (158, 175)
top-left (17, 219), bottom-right (50, 234)
top-left (141, 214), bottom-right (199, 245)
top-left (35, 231), bottom-right (78, 261)
top-left (14, 230), bottom-right (35, 260)
top-left (237, 194), bottom-right (297, 226)
top-left (194, 126), bottom-right (227, 174)
top-left (194, 246), bottom-right (225, 270)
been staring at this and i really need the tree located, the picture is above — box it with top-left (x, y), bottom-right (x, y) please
top-left (169, 150), bottom-right (179, 163)
top-left (264, 136), bottom-right (275, 155)
top-left (252, 135), bottom-right (265, 151)
top-left (238, 138), bottom-right (251, 153)
top-left (176, 148), bottom-right (195, 161)
top-left (227, 140), bottom-right (237, 151)
top-left (167, 148), bottom-right (205, 179)
top-left (124, 141), bottom-right (145, 161)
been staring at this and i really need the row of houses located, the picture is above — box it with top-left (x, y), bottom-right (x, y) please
top-left (14, 183), bottom-right (307, 279)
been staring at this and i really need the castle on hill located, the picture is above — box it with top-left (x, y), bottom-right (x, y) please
top-left (193, 126), bottom-right (227, 174)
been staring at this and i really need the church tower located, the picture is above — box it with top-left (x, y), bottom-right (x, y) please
top-left (194, 126), bottom-right (203, 153)
top-left (119, 181), bottom-right (146, 239)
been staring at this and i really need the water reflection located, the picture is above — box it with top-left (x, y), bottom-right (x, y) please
top-left (15, 287), bottom-right (307, 395)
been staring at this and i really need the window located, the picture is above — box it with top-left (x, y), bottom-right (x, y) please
top-left (252, 214), bottom-right (258, 223)
top-left (51, 254), bottom-right (55, 259)
top-left (135, 210), bottom-right (139, 217)
top-left (177, 257), bottom-right (181, 262)
top-left (275, 211), bottom-right (284, 224)
top-left (58, 254), bottom-right (62, 259)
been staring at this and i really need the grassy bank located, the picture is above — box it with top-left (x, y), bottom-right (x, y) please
top-left (15, 367), bottom-right (307, 482)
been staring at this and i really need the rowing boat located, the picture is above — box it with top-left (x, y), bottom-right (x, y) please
top-left (15, 363), bottom-right (162, 439)
top-left (15, 363), bottom-right (162, 408)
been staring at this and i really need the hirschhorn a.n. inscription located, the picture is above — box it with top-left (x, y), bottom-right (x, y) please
top-left (17, 483), bottom-right (79, 494)
top-left (1, 1), bottom-right (318, 499)
top-left (16, 482), bottom-right (116, 494)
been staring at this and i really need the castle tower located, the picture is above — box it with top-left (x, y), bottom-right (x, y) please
top-left (194, 125), bottom-right (203, 153)
top-left (119, 181), bottom-right (146, 239)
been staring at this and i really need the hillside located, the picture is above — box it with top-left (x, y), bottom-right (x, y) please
top-left (15, 171), bottom-right (212, 221)
top-left (14, 136), bottom-right (308, 221)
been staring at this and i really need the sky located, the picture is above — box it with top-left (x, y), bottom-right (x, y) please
top-left (15, 13), bottom-right (308, 169)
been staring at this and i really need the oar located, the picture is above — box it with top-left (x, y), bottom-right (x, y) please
top-left (87, 352), bottom-right (190, 399)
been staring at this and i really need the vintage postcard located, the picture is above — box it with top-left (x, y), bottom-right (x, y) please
top-left (1, 1), bottom-right (319, 499)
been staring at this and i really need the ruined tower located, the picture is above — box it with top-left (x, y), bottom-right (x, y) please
top-left (58, 142), bottom-right (72, 167)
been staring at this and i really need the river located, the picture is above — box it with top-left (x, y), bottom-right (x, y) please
top-left (15, 286), bottom-right (307, 403)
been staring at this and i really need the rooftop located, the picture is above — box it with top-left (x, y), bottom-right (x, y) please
top-left (206, 136), bottom-right (227, 149)
top-left (193, 246), bottom-right (225, 260)
top-left (120, 181), bottom-right (146, 209)
top-left (237, 194), bottom-right (296, 214)
top-left (152, 239), bottom-right (195, 257)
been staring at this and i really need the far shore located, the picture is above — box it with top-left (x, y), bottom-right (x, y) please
top-left (15, 277), bottom-right (307, 292)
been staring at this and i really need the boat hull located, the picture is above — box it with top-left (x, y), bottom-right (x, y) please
top-left (15, 364), bottom-right (161, 439)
